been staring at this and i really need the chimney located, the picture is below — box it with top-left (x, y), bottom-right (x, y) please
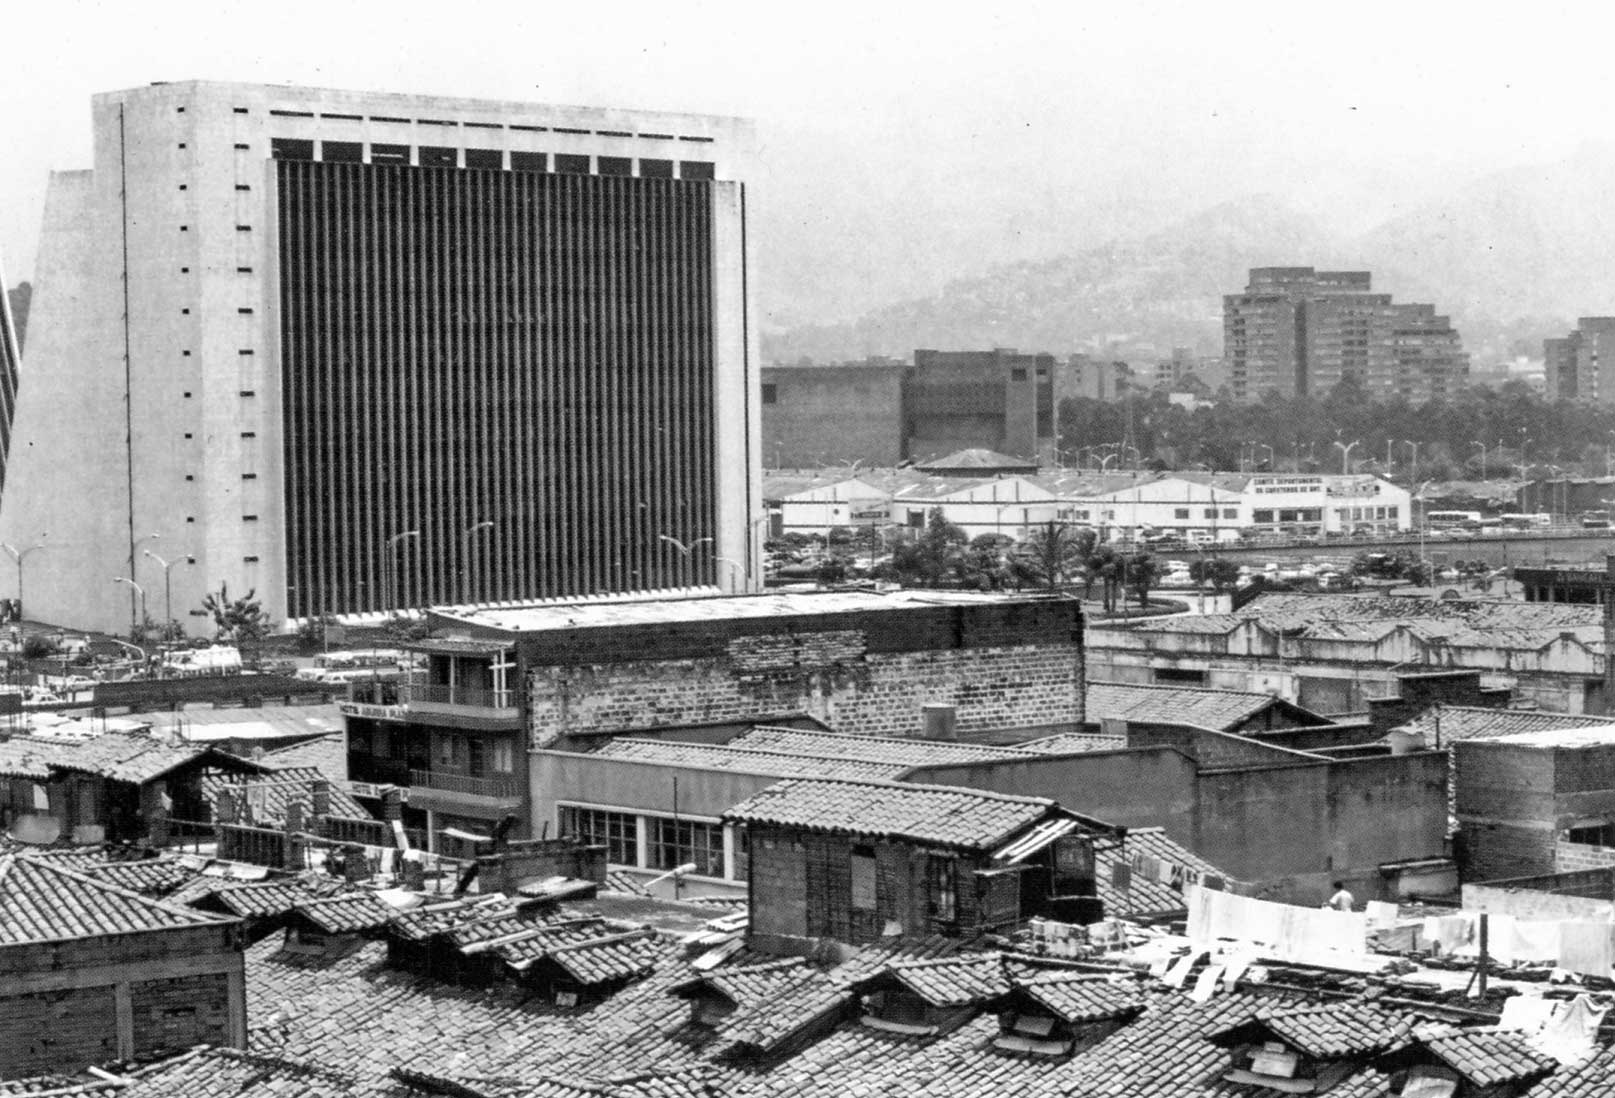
top-left (310, 779), bottom-right (331, 818)
top-left (921, 703), bottom-right (957, 742)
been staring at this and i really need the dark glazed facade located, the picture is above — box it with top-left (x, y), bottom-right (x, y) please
top-left (277, 161), bottom-right (717, 616)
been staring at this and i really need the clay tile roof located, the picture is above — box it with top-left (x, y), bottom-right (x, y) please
top-left (712, 972), bottom-right (853, 1058)
top-left (729, 725), bottom-right (1037, 765)
top-left (1015, 973), bottom-right (1144, 1023)
top-left (875, 954), bottom-right (1011, 1008)
top-left (202, 876), bottom-right (346, 918)
top-left (589, 738), bottom-right (912, 782)
top-left (1223, 1003), bottom-right (1412, 1059)
top-left (77, 857), bottom-right (198, 897)
top-left (1095, 828), bottom-right (1237, 921)
top-left (1423, 1029), bottom-right (1557, 1086)
top-left (495, 919), bottom-right (615, 965)
top-left (1085, 681), bottom-right (1310, 732)
top-left (1402, 705), bottom-right (1614, 744)
top-left (1526, 1041), bottom-right (1615, 1097)
top-left (293, 890), bottom-right (397, 934)
top-left (388, 895), bottom-right (514, 941)
top-left (722, 777), bottom-right (1057, 850)
top-left (125, 1046), bottom-right (361, 1097)
top-left (670, 957), bottom-right (814, 1004)
top-left (544, 931), bottom-right (664, 985)
top-left (0, 854), bottom-right (232, 944)
top-left (201, 765), bottom-right (369, 826)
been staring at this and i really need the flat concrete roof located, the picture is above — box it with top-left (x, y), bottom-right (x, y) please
top-left (436, 589), bottom-right (1067, 636)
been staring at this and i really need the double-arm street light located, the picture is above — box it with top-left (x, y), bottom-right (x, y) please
top-left (0, 537), bottom-right (48, 621)
top-left (111, 577), bottom-right (147, 648)
top-left (1332, 437), bottom-right (1361, 476)
top-left (143, 550), bottom-right (194, 640)
top-left (461, 521), bottom-right (496, 604)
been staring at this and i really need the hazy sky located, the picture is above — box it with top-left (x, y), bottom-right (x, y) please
top-left (3, 1), bottom-right (1611, 326)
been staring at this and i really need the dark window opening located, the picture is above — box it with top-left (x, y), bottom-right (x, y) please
top-left (419, 146), bottom-right (457, 167)
top-left (597, 156), bottom-right (632, 176)
top-left (464, 121), bottom-right (502, 130)
top-left (509, 123), bottom-right (547, 132)
top-left (237, 307), bottom-right (254, 315)
top-left (322, 140), bottom-right (362, 163)
top-left (369, 115), bottom-right (410, 124)
top-left (597, 129), bottom-right (632, 138)
top-left (271, 138), bottom-right (313, 160)
top-left (416, 117), bottom-right (456, 126)
top-left (238, 349), bottom-right (255, 356)
top-left (554, 126), bottom-right (590, 135)
top-left (1010, 368), bottom-right (1028, 381)
top-left (243, 515), bottom-right (259, 522)
top-left (232, 107), bottom-right (248, 114)
top-left (464, 148), bottom-right (502, 170)
top-left (370, 143), bottom-right (409, 165)
top-left (239, 389), bottom-right (255, 397)
top-left (679, 160), bottom-right (715, 180)
top-left (321, 112), bottom-right (362, 121)
top-left (233, 142), bottom-right (250, 150)
top-left (678, 134), bottom-right (716, 143)
top-left (244, 556), bottom-right (260, 563)
top-left (1155, 667), bottom-right (1209, 685)
top-left (178, 184), bottom-right (188, 191)
top-left (640, 158), bottom-right (673, 178)
top-left (510, 151), bottom-right (548, 173)
top-left (235, 224), bottom-right (252, 232)
top-left (242, 473), bottom-right (257, 480)
top-left (241, 431), bottom-right (256, 438)
top-left (270, 109), bottom-right (314, 118)
top-left (554, 153), bottom-right (590, 174)
top-left (761, 384), bottom-right (778, 404)
top-left (640, 132), bottom-right (675, 140)
top-left (237, 266), bottom-right (253, 273)
top-left (236, 184), bottom-right (251, 191)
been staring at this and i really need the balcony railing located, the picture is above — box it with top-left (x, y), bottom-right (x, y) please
top-left (346, 682), bottom-right (516, 710)
top-left (409, 769), bottom-right (522, 800)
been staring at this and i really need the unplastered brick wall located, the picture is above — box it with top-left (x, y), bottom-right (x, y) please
top-left (530, 641), bottom-right (1081, 743)
top-left (0, 985), bottom-right (117, 1078)
top-left (1556, 839), bottom-right (1615, 873)
top-left (527, 600), bottom-right (1084, 744)
top-left (130, 972), bottom-right (232, 1058)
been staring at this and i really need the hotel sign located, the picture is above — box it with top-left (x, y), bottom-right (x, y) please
top-left (339, 701), bottom-right (406, 722)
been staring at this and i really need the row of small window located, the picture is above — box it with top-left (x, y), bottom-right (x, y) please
top-left (267, 138), bottom-right (715, 179)
top-left (205, 104), bottom-right (715, 144)
top-left (1251, 508), bottom-right (1325, 524)
top-left (559, 805), bottom-right (730, 879)
top-left (1335, 506), bottom-right (1399, 521)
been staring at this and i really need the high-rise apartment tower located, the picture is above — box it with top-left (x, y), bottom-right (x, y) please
top-left (0, 82), bottom-right (760, 634)
top-left (1223, 267), bottom-right (1467, 404)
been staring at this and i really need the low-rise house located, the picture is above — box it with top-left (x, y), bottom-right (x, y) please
top-left (723, 776), bottom-right (1121, 951)
top-left (0, 852), bottom-right (247, 1078)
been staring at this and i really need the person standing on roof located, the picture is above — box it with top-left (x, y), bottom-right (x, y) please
top-left (1326, 880), bottom-right (1355, 911)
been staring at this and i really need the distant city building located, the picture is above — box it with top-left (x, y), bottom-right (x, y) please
top-left (759, 360), bottom-right (905, 468)
top-left (0, 81), bottom-right (760, 635)
top-left (1223, 267), bottom-right (1468, 403)
top-left (1543, 317), bottom-right (1615, 403)
top-left (904, 348), bottom-right (1061, 464)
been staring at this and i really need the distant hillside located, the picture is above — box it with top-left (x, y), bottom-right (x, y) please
top-left (765, 146), bottom-right (1615, 367)
top-left (763, 197), bottom-right (1339, 364)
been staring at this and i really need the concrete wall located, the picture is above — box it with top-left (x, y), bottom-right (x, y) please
top-left (760, 365), bottom-right (902, 469)
top-left (904, 748), bottom-right (1198, 842)
top-left (531, 750), bottom-right (780, 834)
top-left (525, 599), bottom-right (1085, 744)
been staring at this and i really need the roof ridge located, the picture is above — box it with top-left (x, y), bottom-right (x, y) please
top-left (763, 774), bottom-right (1058, 808)
top-left (744, 725), bottom-right (1040, 755)
top-left (21, 856), bottom-right (236, 928)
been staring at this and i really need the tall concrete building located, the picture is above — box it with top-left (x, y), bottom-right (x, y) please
top-left (1544, 318), bottom-right (1615, 404)
top-left (1223, 267), bottom-right (1467, 404)
top-left (0, 81), bottom-right (760, 635)
top-left (904, 348), bottom-right (1061, 464)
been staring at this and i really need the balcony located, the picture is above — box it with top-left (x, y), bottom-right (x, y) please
top-left (409, 769), bottom-right (523, 800)
top-left (344, 679), bottom-right (521, 730)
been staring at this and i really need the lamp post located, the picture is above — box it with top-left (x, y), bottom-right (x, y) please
top-left (143, 550), bottom-right (193, 641)
top-left (111, 578), bottom-right (147, 669)
top-left (386, 531), bottom-right (421, 616)
top-left (1254, 443), bottom-right (1274, 471)
top-left (657, 534), bottom-right (714, 587)
top-left (1402, 440), bottom-right (1420, 487)
top-left (1332, 437), bottom-right (1360, 476)
top-left (460, 521), bottom-right (495, 605)
top-left (1472, 440), bottom-right (1487, 480)
top-left (0, 538), bottom-right (47, 622)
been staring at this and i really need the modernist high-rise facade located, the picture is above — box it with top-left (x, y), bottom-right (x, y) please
top-left (0, 249), bottom-right (18, 498)
top-left (1223, 267), bottom-right (1467, 404)
top-left (0, 81), bottom-right (760, 634)
top-left (1544, 318), bottom-right (1615, 404)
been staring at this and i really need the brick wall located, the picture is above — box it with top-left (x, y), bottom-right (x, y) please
top-left (129, 972), bottom-right (233, 1059)
top-left (0, 985), bottom-right (118, 1078)
top-left (1556, 839), bottom-right (1615, 873)
top-left (0, 924), bottom-right (244, 1079)
top-left (528, 603), bottom-right (1083, 744)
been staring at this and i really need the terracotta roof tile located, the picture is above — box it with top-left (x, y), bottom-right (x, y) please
top-left (544, 931), bottom-right (665, 985)
top-left (729, 726), bottom-right (1037, 766)
top-left (1084, 681), bottom-right (1307, 732)
top-left (1423, 1029), bottom-right (1557, 1086)
top-left (293, 891), bottom-right (397, 934)
top-left (874, 953), bottom-right (1011, 1007)
top-left (722, 777), bottom-right (1057, 850)
top-left (588, 738), bottom-right (913, 782)
top-left (0, 854), bottom-right (233, 944)
top-left (1218, 1003), bottom-right (1412, 1059)
top-left (1014, 972), bottom-right (1144, 1023)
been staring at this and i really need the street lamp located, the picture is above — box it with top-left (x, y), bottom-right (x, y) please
top-left (461, 521), bottom-right (495, 605)
top-left (1402, 440), bottom-right (1420, 487)
top-left (1332, 437), bottom-right (1360, 476)
top-left (1254, 443), bottom-right (1275, 471)
top-left (1472, 440), bottom-right (1488, 480)
top-left (386, 531), bottom-right (421, 616)
top-left (0, 537), bottom-right (47, 622)
top-left (143, 550), bottom-right (193, 641)
top-left (658, 534), bottom-right (714, 587)
top-left (111, 577), bottom-right (147, 655)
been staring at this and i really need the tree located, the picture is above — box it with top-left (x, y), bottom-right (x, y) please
top-left (200, 583), bottom-right (271, 644)
top-left (888, 509), bottom-right (967, 587)
top-left (1188, 556), bottom-right (1241, 593)
top-left (1016, 521), bottom-right (1094, 592)
top-left (1126, 553), bottom-right (1159, 608)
